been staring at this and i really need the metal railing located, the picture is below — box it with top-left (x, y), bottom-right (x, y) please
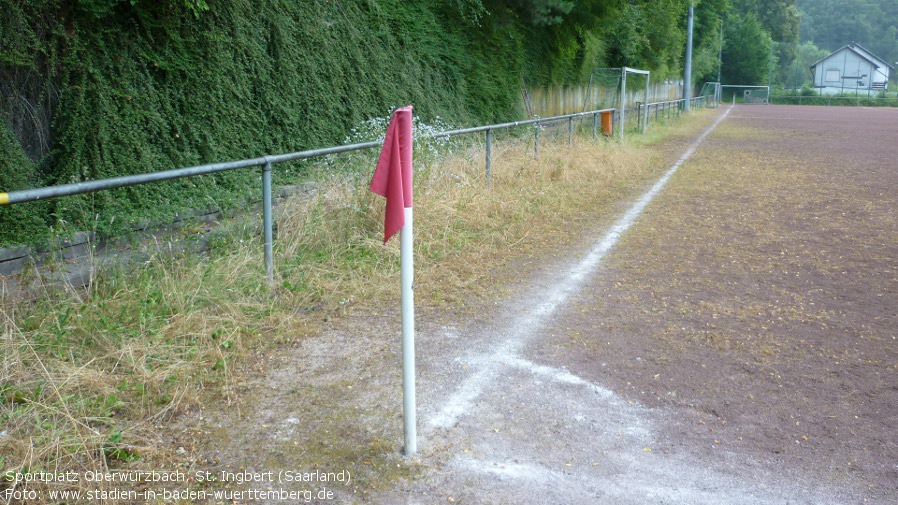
top-left (691, 95), bottom-right (711, 108)
top-left (1, 108), bottom-right (621, 284)
top-left (636, 99), bottom-right (683, 130)
top-left (635, 95), bottom-right (711, 131)
top-left (433, 108), bottom-right (616, 187)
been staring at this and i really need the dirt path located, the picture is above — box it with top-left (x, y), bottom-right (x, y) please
top-left (179, 105), bottom-right (896, 504)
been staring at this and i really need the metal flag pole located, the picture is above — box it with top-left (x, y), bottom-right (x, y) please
top-left (368, 105), bottom-right (416, 455)
top-left (401, 206), bottom-right (416, 455)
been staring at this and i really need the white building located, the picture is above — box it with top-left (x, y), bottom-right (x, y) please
top-left (810, 43), bottom-right (893, 95)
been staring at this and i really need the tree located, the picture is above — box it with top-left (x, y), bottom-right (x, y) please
top-left (692, 0), bottom-right (731, 84)
top-left (785, 41), bottom-right (828, 88)
top-left (722, 10), bottom-right (773, 84)
top-left (732, 0), bottom-right (799, 82)
top-left (797, 0), bottom-right (898, 67)
top-left (601, 0), bottom-right (695, 79)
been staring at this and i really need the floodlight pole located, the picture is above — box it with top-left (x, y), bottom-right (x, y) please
top-left (717, 19), bottom-right (723, 85)
top-left (684, 2), bottom-right (694, 111)
top-left (717, 19), bottom-right (724, 104)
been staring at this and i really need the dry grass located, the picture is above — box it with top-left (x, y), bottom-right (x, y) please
top-left (1, 241), bottom-right (281, 494)
top-left (0, 113), bottom-right (706, 498)
top-left (274, 131), bottom-right (659, 311)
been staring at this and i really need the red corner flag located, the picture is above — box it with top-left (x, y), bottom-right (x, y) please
top-left (369, 106), bottom-right (413, 243)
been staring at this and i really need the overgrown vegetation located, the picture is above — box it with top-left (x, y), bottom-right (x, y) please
top-left (0, 125), bottom-right (50, 245)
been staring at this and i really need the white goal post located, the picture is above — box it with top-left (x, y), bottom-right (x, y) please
top-left (699, 82), bottom-right (722, 107)
top-left (620, 67), bottom-right (651, 140)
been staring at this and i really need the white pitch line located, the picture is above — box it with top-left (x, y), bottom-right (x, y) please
top-left (428, 108), bottom-right (732, 430)
top-left (500, 355), bottom-right (616, 400)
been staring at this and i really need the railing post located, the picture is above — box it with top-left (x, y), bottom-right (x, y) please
top-left (262, 159), bottom-right (274, 285)
top-left (619, 68), bottom-right (627, 141)
top-left (486, 128), bottom-right (492, 188)
top-left (593, 112), bottom-right (598, 142)
top-left (534, 122), bottom-right (540, 157)
top-left (568, 116), bottom-right (574, 146)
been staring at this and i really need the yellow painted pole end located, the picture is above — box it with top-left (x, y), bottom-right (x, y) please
top-left (0, 193), bottom-right (9, 205)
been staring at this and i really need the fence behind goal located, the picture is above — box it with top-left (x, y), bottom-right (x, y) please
top-left (722, 85), bottom-right (770, 104)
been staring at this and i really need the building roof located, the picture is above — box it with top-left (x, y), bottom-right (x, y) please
top-left (849, 42), bottom-right (895, 70)
top-left (810, 43), bottom-right (895, 72)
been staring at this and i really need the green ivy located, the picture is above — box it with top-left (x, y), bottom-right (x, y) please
top-left (0, 124), bottom-right (51, 247)
top-left (1, 0), bottom-right (534, 246)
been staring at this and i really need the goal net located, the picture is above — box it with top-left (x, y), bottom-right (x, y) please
top-left (698, 82), bottom-right (721, 107)
top-left (721, 85), bottom-right (770, 104)
top-left (520, 67), bottom-right (651, 139)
